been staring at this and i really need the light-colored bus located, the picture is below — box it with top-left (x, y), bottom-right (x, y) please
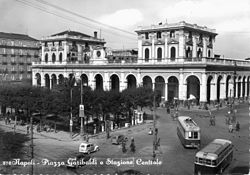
top-left (177, 116), bottom-right (200, 148)
top-left (194, 139), bottom-right (233, 175)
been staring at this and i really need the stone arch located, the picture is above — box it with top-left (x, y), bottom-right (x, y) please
top-left (142, 76), bottom-right (153, 89)
top-left (51, 74), bottom-right (57, 88)
top-left (226, 75), bottom-right (233, 99)
top-left (155, 76), bottom-right (165, 102)
top-left (247, 76), bottom-right (250, 97)
top-left (44, 74), bottom-right (50, 88)
top-left (233, 76), bottom-right (237, 98)
top-left (127, 74), bottom-right (137, 89)
top-left (170, 47), bottom-right (176, 61)
top-left (237, 76), bottom-right (242, 98)
top-left (242, 76), bottom-right (246, 98)
top-left (157, 47), bottom-right (162, 62)
top-left (186, 75), bottom-right (200, 103)
top-left (110, 74), bottom-right (120, 92)
top-left (35, 73), bottom-right (41, 86)
top-left (58, 74), bottom-right (64, 85)
top-left (95, 74), bottom-right (103, 91)
top-left (168, 76), bottom-right (179, 102)
top-left (80, 74), bottom-right (88, 86)
top-left (207, 75), bottom-right (213, 104)
top-left (52, 53), bottom-right (56, 63)
top-left (217, 75), bottom-right (223, 102)
top-left (145, 48), bottom-right (149, 62)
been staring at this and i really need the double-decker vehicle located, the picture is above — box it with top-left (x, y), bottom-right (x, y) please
top-left (177, 116), bottom-right (200, 148)
top-left (194, 139), bottom-right (233, 175)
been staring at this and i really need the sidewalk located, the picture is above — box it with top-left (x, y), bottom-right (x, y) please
top-left (0, 119), bottom-right (152, 142)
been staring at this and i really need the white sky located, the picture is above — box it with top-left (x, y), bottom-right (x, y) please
top-left (0, 0), bottom-right (249, 59)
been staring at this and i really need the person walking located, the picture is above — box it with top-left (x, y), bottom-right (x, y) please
top-left (130, 138), bottom-right (136, 153)
top-left (228, 123), bottom-right (233, 133)
top-left (122, 140), bottom-right (127, 153)
top-left (27, 125), bottom-right (30, 134)
top-left (236, 121), bottom-right (240, 131)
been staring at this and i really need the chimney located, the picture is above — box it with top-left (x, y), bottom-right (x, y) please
top-left (94, 31), bottom-right (98, 38)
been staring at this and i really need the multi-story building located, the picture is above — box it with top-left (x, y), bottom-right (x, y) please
top-left (106, 48), bottom-right (138, 63)
top-left (32, 21), bottom-right (250, 106)
top-left (0, 32), bottom-right (40, 83)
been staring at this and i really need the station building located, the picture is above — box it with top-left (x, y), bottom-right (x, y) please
top-left (32, 21), bottom-right (250, 106)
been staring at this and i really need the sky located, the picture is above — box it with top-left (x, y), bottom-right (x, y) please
top-left (0, 0), bottom-right (249, 59)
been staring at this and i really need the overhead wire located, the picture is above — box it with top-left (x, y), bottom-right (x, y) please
top-left (15, 0), bottom-right (137, 42)
top-left (35, 0), bottom-right (136, 36)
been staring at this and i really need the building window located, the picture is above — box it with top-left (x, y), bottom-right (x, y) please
top-left (45, 42), bottom-right (48, 47)
top-left (197, 48), bottom-right (202, 58)
top-left (145, 48), bottom-right (149, 62)
top-left (157, 48), bottom-right (162, 62)
top-left (208, 50), bottom-right (211, 58)
top-left (52, 53), bottom-right (56, 63)
top-left (199, 34), bottom-right (203, 42)
top-left (145, 32), bottom-right (149, 39)
top-left (157, 32), bottom-right (161, 39)
top-left (59, 41), bottom-right (62, 46)
top-left (45, 53), bottom-right (48, 63)
top-left (59, 53), bottom-right (63, 63)
top-left (170, 47), bottom-right (176, 59)
top-left (170, 31), bottom-right (175, 38)
top-left (186, 47), bottom-right (192, 58)
top-left (188, 31), bottom-right (192, 40)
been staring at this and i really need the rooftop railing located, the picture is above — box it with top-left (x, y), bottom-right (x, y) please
top-left (32, 57), bottom-right (250, 67)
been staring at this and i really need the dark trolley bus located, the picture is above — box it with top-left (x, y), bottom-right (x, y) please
top-left (194, 139), bottom-right (233, 175)
top-left (177, 116), bottom-right (200, 148)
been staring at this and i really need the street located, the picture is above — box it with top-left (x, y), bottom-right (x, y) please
top-left (0, 103), bottom-right (249, 174)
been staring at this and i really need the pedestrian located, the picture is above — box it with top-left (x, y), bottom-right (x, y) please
top-left (130, 139), bottom-right (136, 153)
top-left (152, 150), bottom-right (156, 161)
top-left (212, 116), bottom-right (216, 126)
top-left (210, 116), bottom-right (213, 126)
top-left (122, 140), bottom-right (127, 153)
top-left (27, 125), bottom-right (30, 134)
top-left (228, 123), bottom-right (233, 133)
top-left (236, 121), bottom-right (240, 131)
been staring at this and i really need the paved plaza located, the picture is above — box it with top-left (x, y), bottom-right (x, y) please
top-left (0, 103), bottom-right (249, 174)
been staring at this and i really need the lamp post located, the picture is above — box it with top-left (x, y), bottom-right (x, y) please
top-left (153, 94), bottom-right (158, 154)
top-left (80, 78), bottom-right (84, 138)
top-left (70, 86), bottom-right (73, 138)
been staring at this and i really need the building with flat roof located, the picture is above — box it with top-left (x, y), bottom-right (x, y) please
top-left (32, 21), bottom-right (250, 106)
top-left (0, 32), bottom-right (40, 83)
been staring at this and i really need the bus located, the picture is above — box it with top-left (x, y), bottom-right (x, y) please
top-left (194, 139), bottom-right (233, 175)
top-left (177, 116), bottom-right (200, 148)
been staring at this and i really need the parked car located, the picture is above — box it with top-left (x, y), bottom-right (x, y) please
top-left (111, 135), bottom-right (128, 145)
top-left (66, 153), bottom-right (91, 169)
top-left (79, 142), bottom-right (99, 154)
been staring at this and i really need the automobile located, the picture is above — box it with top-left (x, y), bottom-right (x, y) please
top-left (79, 142), bottom-right (99, 154)
top-left (148, 128), bottom-right (153, 135)
top-left (66, 153), bottom-right (91, 169)
top-left (111, 135), bottom-right (128, 145)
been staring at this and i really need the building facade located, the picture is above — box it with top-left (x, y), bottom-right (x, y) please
top-left (0, 32), bottom-right (40, 83)
top-left (32, 21), bottom-right (250, 106)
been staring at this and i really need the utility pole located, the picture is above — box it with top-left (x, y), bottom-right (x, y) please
top-left (80, 79), bottom-right (84, 138)
top-left (70, 87), bottom-right (73, 138)
top-left (153, 94), bottom-right (158, 154)
top-left (30, 110), bottom-right (34, 175)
